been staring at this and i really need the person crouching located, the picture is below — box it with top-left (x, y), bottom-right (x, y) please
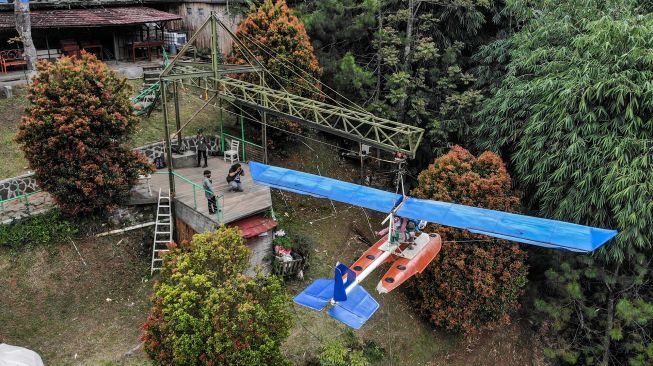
top-left (227, 163), bottom-right (245, 192)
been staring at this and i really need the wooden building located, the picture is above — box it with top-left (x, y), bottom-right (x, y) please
top-left (0, 0), bottom-right (241, 63)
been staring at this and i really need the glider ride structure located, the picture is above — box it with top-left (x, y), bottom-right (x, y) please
top-left (250, 162), bottom-right (619, 330)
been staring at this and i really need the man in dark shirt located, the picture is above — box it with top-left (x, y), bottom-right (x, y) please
top-left (226, 163), bottom-right (245, 192)
top-left (196, 129), bottom-right (208, 168)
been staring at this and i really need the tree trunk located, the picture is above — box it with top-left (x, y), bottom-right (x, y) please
top-left (14, 0), bottom-right (38, 79)
top-left (398, 0), bottom-right (416, 122)
top-left (375, 7), bottom-right (382, 103)
top-left (403, 0), bottom-right (415, 71)
top-left (601, 262), bottom-right (620, 366)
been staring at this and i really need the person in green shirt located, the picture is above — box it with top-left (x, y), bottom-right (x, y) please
top-left (203, 169), bottom-right (217, 214)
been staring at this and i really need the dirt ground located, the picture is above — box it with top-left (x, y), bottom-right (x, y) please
top-left (0, 133), bottom-right (546, 365)
top-left (0, 231), bottom-right (153, 365)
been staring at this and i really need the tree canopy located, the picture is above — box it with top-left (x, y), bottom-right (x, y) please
top-left (142, 227), bottom-right (293, 365)
top-left (409, 146), bottom-right (528, 334)
top-left (474, 0), bottom-right (653, 363)
top-left (15, 52), bottom-right (152, 215)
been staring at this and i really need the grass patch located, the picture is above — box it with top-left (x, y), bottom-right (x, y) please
top-left (0, 230), bottom-right (153, 365)
top-left (0, 79), bottom-right (236, 179)
top-left (128, 80), bottom-right (237, 148)
top-left (0, 85), bottom-right (30, 178)
top-left (270, 141), bottom-right (457, 365)
top-left (0, 210), bottom-right (78, 248)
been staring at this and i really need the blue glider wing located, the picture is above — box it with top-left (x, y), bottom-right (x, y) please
top-left (396, 198), bottom-right (618, 252)
top-left (250, 162), bottom-right (403, 213)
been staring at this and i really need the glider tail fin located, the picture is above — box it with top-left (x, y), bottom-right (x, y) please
top-left (333, 262), bottom-right (356, 301)
top-left (293, 262), bottom-right (380, 330)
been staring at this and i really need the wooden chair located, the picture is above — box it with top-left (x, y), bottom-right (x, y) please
top-left (0, 49), bottom-right (26, 73)
top-left (223, 139), bottom-right (240, 163)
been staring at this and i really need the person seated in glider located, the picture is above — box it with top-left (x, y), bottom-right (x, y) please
top-left (376, 217), bottom-right (421, 243)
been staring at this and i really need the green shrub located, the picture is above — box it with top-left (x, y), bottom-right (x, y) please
top-left (0, 210), bottom-right (78, 248)
top-left (142, 226), bottom-right (293, 365)
top-left (273, 235), bottom-right (293, 250)
top-left (310, 331), bottom-right (383, 366)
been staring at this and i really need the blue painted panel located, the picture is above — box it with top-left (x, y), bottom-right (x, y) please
top-left (293, 279), bottom-right (334, 311)
top-left (328, 285), bottom-right (379, 329)
top-left (250, 162), bottom-right (403, 213)
top-left (397, 198), bottom-right (618, 252)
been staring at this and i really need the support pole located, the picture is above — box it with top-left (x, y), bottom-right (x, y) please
top-left (219, 98), bottom-right (225, 152)
top-left (360, 142), bottom-right (364, 184)
top-left (240, 109), bottom-right (246, 161)
top-left (45, 34), bottom-right (50, 60)
top-left (261, 74), bottom-right (268, 163)
top-left (210, 12), bottom-right (219, 80)
top-left (173, 81), bottom-right (182, 149)
top-left (161, 80), bottom-right (177, 238)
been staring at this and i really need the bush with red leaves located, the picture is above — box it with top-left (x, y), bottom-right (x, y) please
top-left (408, 145), bottom-right (528, 334)
top-left (15, 52), bottom-right (153, 216)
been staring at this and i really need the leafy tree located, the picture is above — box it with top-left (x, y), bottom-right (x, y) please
top-left (228, 0), bottom-right (322, 137)
top-left (475, 0), bottom-right (653, 363)
top-left (408, 145), bottom-right (528, 334)
top-left (298, 0), bottom-right (503, 156)
top-left (296, 0), bottom-right (378, 102)
top-left (15, 52), bottom-right (152, 216)
top-left (142, 226), bottom-right (293, 366)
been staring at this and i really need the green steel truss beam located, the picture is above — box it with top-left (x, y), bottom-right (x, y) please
top-left (161, 64), bottom-right (262, 81)
top-left (159, 12), bottom-right (424, 158)
top-left (215, 77), bottom-right (424, 157)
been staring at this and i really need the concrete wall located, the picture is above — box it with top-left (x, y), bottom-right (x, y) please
top-left (173, 199), bottom-right (272, 275)
top-left (167, 3), bottom-right (241, 52)
top-left (245, 230), bottom-right (272, 276)
top-left (0, 173), bottom-right (39, 201)
top-left (173, 199), bottom-right (218, 235)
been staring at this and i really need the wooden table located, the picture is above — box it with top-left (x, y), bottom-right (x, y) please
top-left (81, 42), bottom-right (103, 60)
top-left (131, 40), bottom-right (164, 62)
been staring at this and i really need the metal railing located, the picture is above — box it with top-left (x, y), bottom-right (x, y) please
top-left (222, 132), bottom-right (263, 162)
top-left (0, 190), bottom-right (42, 216)
top-left (153, 171), bottom-right (223, 223)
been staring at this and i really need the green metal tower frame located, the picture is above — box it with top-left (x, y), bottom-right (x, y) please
top-left (158, 12), bottom-right (424, 200)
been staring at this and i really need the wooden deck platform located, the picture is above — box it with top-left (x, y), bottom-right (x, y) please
top-left (131, 157), bottom-right (272, 224)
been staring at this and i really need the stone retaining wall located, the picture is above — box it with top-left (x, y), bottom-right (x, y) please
top-left (0, 173), bottom-right (39, 201)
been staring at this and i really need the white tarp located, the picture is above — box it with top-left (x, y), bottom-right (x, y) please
top-left (0, 344), bottom-right (44, 366)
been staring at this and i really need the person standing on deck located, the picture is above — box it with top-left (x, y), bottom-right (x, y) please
top-left (203, 170), bottom-right (217, 214)
top-left (227, 163), bottom-right (245, 192)
top-left (196, 129), bottom-right (208, 168)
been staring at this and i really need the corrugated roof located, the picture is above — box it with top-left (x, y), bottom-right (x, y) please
top-left (0, 7), bottom-right (181, 30)
top-left (229, 214), bottom-right (277, 239)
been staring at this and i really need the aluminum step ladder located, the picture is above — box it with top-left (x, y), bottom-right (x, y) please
top-left (151, 188), bottom-right (173, 274)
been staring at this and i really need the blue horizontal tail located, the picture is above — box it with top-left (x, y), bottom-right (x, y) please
top-left (328, 284), bottom-right (379, 329)
top-left (294, 279), bottom-right (334, 311)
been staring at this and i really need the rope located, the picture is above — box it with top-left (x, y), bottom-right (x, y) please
top-left (235, 31), bottom-right (371, 114)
